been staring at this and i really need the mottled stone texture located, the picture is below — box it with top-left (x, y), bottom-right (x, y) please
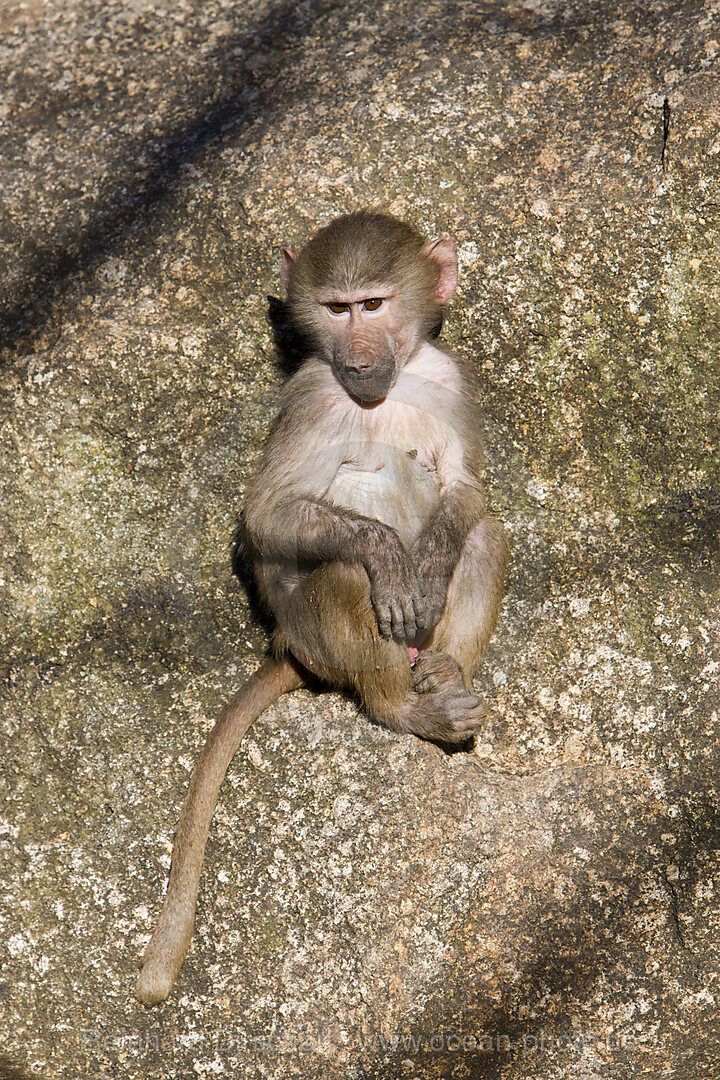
top-left (0, 1), bottom-right (718, 1078)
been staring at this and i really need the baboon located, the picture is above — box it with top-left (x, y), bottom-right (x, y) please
top-left (136, 211), bottom-right (508, 1005)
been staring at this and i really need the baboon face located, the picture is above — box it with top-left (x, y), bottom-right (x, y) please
top-left (281, 211), bottom-right (458, 403)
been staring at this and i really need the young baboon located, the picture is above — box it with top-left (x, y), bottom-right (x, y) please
top-left (136, 211), bottom-right (508, 1005)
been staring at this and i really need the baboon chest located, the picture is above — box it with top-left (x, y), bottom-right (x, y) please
top-left (326, 441), bottom-right (441, 548)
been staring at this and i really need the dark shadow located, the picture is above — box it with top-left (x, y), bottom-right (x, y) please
top-left (360, 783), bottom-right (720, 1079)
top-left (266, 295), bottom-right (315, 376)
top-left (231, 510), bottom-right (275, 637)
top-left (0, 0), bottom-right (646, 357)
top-left (0, 0), bottom-right (345, 351)
top-left (640, 486), bottom-right (720, 557)
top-left (0, 1054), bottom-right (45, 1080)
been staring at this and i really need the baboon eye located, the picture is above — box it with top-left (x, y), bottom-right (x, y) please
top-left (327, 302), bottom-right (349, 315)
top-left (363, 298), bottom-right (383, 311)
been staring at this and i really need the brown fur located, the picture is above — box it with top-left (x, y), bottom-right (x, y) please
top-left (136, 212), bottom-right (508, 1005)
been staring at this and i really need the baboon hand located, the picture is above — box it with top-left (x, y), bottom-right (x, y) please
top-left (412, 566), bottom-right (448, 629)
top-left (367, 535), bottom-right (428, 641)
top-left (412, 543), bottom-right (451, 629)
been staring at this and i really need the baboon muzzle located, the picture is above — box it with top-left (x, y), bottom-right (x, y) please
top-left (333, 341), bottom-right (396, 402)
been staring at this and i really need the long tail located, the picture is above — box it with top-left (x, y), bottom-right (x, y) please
top-left (136, 655), bottom-right (305, 1005)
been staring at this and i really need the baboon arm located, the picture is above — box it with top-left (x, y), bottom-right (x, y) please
top-left (243, 408), bottom-right (402, 569)
top-left (242, 402), bottom-right (360, 560)
top-left (415, 480), bottom-right (486, 572)
top-left (412, 479), bottom-right (486, 627)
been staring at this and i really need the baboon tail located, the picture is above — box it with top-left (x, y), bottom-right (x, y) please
top-left (136, 655), bottom-right (304, 1005)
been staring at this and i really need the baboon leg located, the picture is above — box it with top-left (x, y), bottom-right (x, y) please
top-left (273, 560), bottom-right (414, 718)
top-left (274, 557), bottom-right (495, 743)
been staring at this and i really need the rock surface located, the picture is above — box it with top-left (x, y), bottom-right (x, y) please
top-left (0, 1), bottom-right (718, 1077)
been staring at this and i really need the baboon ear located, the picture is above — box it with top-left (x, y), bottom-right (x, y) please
top-left (280, 248), bottom-right (298, 292)
top-left (423, 236), bottom-right (458, 303)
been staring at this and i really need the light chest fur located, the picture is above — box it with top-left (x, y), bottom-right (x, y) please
top-left (317, 344), bottom-right (472, 547)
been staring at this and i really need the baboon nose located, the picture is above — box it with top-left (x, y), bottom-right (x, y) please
top-left (347, 349), bottom-right (372, 371)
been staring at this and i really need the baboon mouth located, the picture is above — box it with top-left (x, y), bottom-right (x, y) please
top-left (345, 375), bottom-right (394, 403)
top-left (334, 361), bottom-right (395, 400)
